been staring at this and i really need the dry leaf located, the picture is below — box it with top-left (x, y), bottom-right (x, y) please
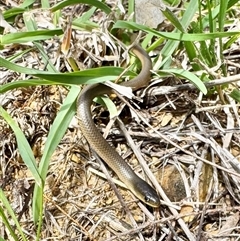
top-left (180, 205), bottom-right (194, 223)
top-left (161, 112), bottom-right (173, 126)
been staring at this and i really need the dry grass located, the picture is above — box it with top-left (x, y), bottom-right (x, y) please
top-left (1, 1), bottom-right (240, 240)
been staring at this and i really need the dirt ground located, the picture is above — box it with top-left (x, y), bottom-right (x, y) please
top-left (1, 1), bottom-right (240, 240)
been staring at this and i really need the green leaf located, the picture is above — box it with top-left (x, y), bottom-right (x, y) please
top-left (0, 57), bottom-right (135, 87)
top-left (0, 189), bottom-right (28, 241)
top-left (0, 237), bottom-right (7, 241)
top-left (219, 0), bottom-right (228, 32)
top-left (228, 0), bottom-right (239, 7)
top-left (97, 96), bottom-right (118, 119)
top-left (0, 108), bottom-right (42, 186)
top-left (0, 79), bottom-right (54, 93)
top-left (32, 85), bottom-right (80, 223)
top-left (162, 7), bottom-right (186, 32)
top-left (41, 0), bottom-right (50, 8)
top-left (0, 206), bottom-right (19, 241)
top-left (23, 11), bottom-right (38, 31)
top-left (3, 8), bottom-right (25, 19)
top-left (0, 29), bottom-right (63, 44)
top-left (230, 89), bottom-right (240, 102)
top-left (112, 21), bottom-right (240, 41)
top-left (159, 69), bottom-right (207, 94)
top-left (50, 0), bottom-right (111, 14)
top-left (159, 0), bottom-right (199, 68)
top-left (19, 0), bottom-right (35, 8)
top-left (34, 42), bottom-right (58, 72)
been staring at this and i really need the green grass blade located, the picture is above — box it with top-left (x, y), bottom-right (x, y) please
top-left (0, 29), bottom-right (63, 44)
top-left (77, 6), bottom-right (96, 22)
top-left (162, 7), bottom-right (186, 32)
top-left (32, 85), bottom-right (80, 223)
top-left (73, 6), bottom-right (98, 30)
top-left (128, 0), bottom-right (135, 21)
top-left (34, 42), bottom-right (58, 72)
top-left (19, 0), bottom-right (35, 8)
top-left (206, 0), bottom-right (218, 66)
top-left (0, 206), bottom-right (19, 241)
top-left (219, 0), bottom-right (229, 76)
top-left (3, 8), bottom-right (25, 19)
top-left (22, 11), bottom-right (58, 72)
top-left (219, 0), bottom-right (229, 32)
top-left (112, 21), bottom-right (239, 41)
top-left (97, 96), bottom-right (118, 119)
top-left (230, 89), bottom-right (240, 102)
top-left (39, 85), bottom-right (80, 179)
top-left (0, 237), bottom-right (7, 241)
top-left (228, 0), bottom-right (239, 7)
top-left (0, 57), bottom-right (136, 84)
top-left (41, 0), bottom-right (50, 8)
top-left (6, 47), bottom-right (34, 62)
top-left (0, 189), bottom-right (28, 241)
top-left (0, 79), bottom-right (54, 93)
top-left (73, 20), bottom-right (99, 31)
top-left (159, 68), bottom-right (207, 94)
top-left (159, 0), bottom-right (199, 68)
top-left (50, 0), bottom-right (111, 14)
top-left (0, 108), bottom-right (42, 186)
top-left (23, 11), bottom-right (38, 31)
